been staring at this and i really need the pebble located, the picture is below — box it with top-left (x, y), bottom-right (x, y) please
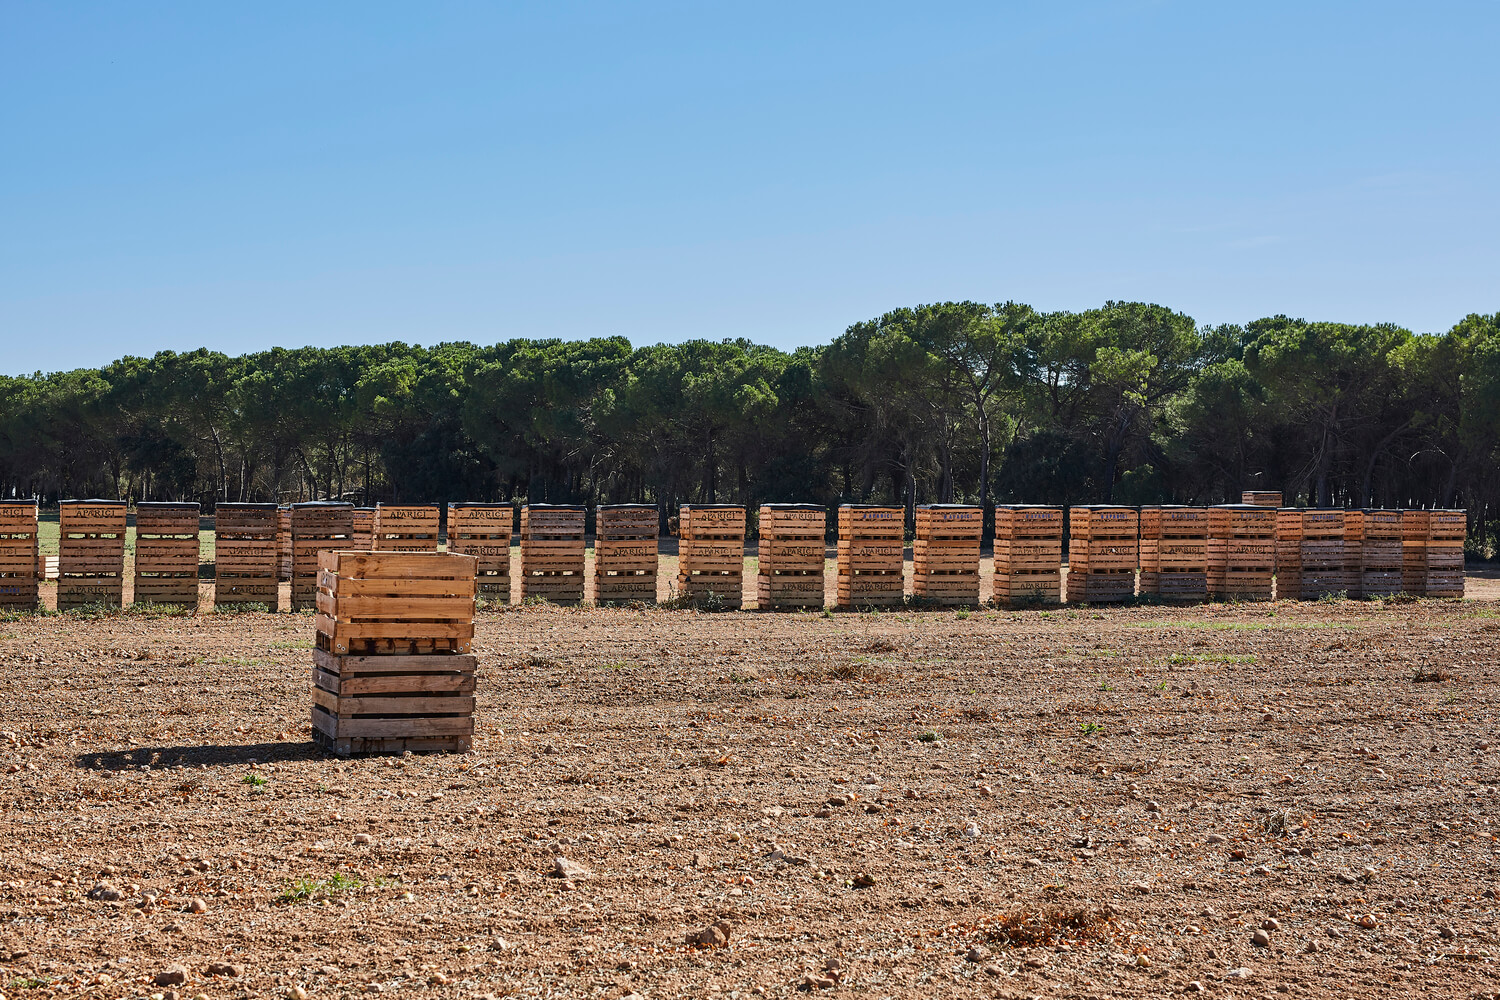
top-left (1023, 954), bottom-right (1049, 968)
top-left (1186, 981), bottom-right (1205, 993)
top-left (187, 897), bottom-right (208, 914)
top-left (965, 946), bottom-right (990, 962)
top-left (205, 962), bottom-right (243, 978)
top-left (428, 973), bottom-right (449, 986)
top-left (1135, 954), bottom-right (1150, 968)
top-left (1206, 834), bottom-right (1226, 844)
top-left (155, 967), bottom-right (188, 987)
top-left (826, 795), bottom-right (849, 807)
top-left (353, 834), bottom-right (372, 845)
top-left (1262, 918), bottom-right (1281, 931)
top-left (1251, 929), bottom-right (1271, 948)
top-left (87, 883), bottom-right (123, 902)
top-left (1146, 800), bottom-right (1162, 813)
top-left (686, 920), bottom-right (734, 948)
top-left (852, 873), bottom-right (876, 888)
top-left (1439, 927), bottom-right (1457, 940)
top-left (551, 858), bottom-right (592, 880)
top-left (982, 963), bottom-right (1002, 976)
top-left (1356, 914), bottom-right (1378, 929)
top-left (1129, 881), bottom-right (1151, 894)
top-left (1223, 967), bottom-right (1253, 980)
top-left (290, 988), bottom-right (309, 1000)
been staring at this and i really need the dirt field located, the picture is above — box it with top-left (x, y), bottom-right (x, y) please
top-left (3, 585), bottom-right (1500, 999)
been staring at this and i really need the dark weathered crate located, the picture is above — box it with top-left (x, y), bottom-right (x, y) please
top-left (58, 500), bottom-right (127, 609)
top-left (0, 501), bottom-right (39, 610)
top-left (277, 508), bottom-right (292, 581)
top-left (1241, 491), bottom-right (1283, 507)
top-left (447, 503), bottom-right (513, 602)
top-left (678, 505), bottom-right (746, 608)
top-left (835, 505), bottom-right (904, 608)
top-left (595, 504), bottom-right (658, 603)
top-left (291, 502), bottom-right (354, 611)
top-left (519, 505), bottom-right (586, 603)
top-left (133, 502), bottom-right (200, 607)
top-left (757, 505), bottom-right (826, 609)
top-left (214, 503), bottom-right (280, 609)
top-left (913, 505), bottom-right (982, 606)
top-left (374, 505), bottom-right (440, 552)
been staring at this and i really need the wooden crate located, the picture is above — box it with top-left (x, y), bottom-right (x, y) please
top-left (757, 505), bottom-right (827, 609)
top-left (1275, 509), bottom-right (1302, 601)
top-left (0, 501), bottom-right (39, 610)
top-left (133, 502), bottom-right (200, 607)
top-left (595, 504), bottom-right (658, 603)
top-left (1136, 506), bottom-right (1162, 596)
top-left (835, 505), bottom-right (904, 608)
top-left (290, 502), bottom-right (354, 611)
top-left (374, 505), bottom-right (439, 552)
top-left (1340, 511), bottom-right (1365, 598)
top-left (913, 505), bottom-right (982, 605)
top-left (1241, 491), bottom-right (1283, 507)
top-left (1299, 509), bottom-right (1346, 599)
top-left (1360, 509), bottom-right (1404, 598)
top-left (1401, 510), bottom-right (1429, 596)
top-left (519, 504), bottom-right (585, 603)
top-left (447, 503), bottom-right (513, 601)
top-left (994, 505), bottom-right (1063, 605)
top-left (58, 500), bottom-right (127, 609)
top-left (214, 503), bottom-right (280, 609)
top-left (678, 505), bottom-right (746, 608)
top-left (277, 508), bottom-right (292, 581)
top-left (1156, 506), bottom-right (1210, 602)
top-left (1425, 509), bottom-right (1466, 598)
top-left (1209, 504), bottom-right (1276, 601)
top-left (351, 508), bottom-right (376, 550)
top-left (311, 549), bottom-right (477, 756)
top-left (1066, 506), bottom-right (1138, 604)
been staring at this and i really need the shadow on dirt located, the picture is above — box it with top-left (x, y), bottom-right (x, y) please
top-left (76, 741), bottom-right (325, 770)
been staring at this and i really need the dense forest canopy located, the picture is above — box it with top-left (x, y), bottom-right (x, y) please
top-left (2, 302), bottom-right (1497, 550)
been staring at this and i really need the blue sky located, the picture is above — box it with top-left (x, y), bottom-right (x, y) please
top-left (2, 2), bottom-right (1496, 374)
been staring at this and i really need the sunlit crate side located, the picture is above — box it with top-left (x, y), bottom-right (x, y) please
top-left (0, 501), bottom-right (39, 609)
top-left (835, 505), bottom-right (904, 608)
top-left (995, 570), bottom-right (1062, 606)
top-left (213, 503), bottom-right (280, 609)
top-left (1273, 509), bottom-right (1303, 600)
top-left (1359, 509), bottom-right (1404, 598)
top-left (57, 500), bottom-right (127, 609)
top-left (1298, 509), bottom-right (1346, 599)
top-left (311, 649), bottom-right (476, 756)
top-left (1065, 506), bottom-right (1139, 604)
top-left (1137, 506), bottom-right (1161, 595)
top-left (1425, 509), bottom-right (1466, 598)
top-left (595, 504), bottom-right (658, 603)
top-left (1208, 506), bottom-right (1275, 600)
top-left (351, 508), bottom-right (376, 550)
top-left (314, 550), bottom-right (477, 656)
top-left (290, 502), bottom-right (354, 611)
top-left (277, 508), bottom-right (292, 581)
top-left (756, 505), bottom-right (826, 609)
top-left (1337, 511), bottom-right (1364, 598)
top-left (677, 505), bottom-right (745, 608)
top-left (132, 502), bottom-right (201, 606)
top-left (913, 505), bottom-right (981, 605)
top-left (518, 505), bottom-right (586, 603)
top-left (1241, 491), bottom-right (1283, 507)
top-left (446, 503), bottom-right (512, 600)
top-left (995, 505), bottom-right (1064, 539)
top-left (995, 507), bottom-right (1064, 606)
top-left (1400, 510), bottom-right (1429, 596)
top-left (374, 505), bottom-right (440, 553)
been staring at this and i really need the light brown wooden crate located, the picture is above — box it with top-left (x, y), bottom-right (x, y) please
top-left (374, 505), bottom-right (440, 552)
top-left (316, 550), bottom-right (476, 652)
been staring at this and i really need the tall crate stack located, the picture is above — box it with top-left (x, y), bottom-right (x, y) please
top-left (0, 501), bottom-right (39, 611)
top-left (994, 505), bottom-right (1063, 605)
top-left (1342, 511), bottom-right (1365, 599)
top-left (1158, 506), bottom-right (1210, 602)
top-left (835, 505), bottom-right (905, 608)
top-left (1425, 510), bottom-right (1466, 598)
top-left (447, 503), bottom-right (512, 602)
top-left (913, 505), bottom-right (983, 605)
top-left (1209, 505), bottom-right (1276, 601)
top-left (312, 551), bottom-right (477, 756)
top-left (1066, 506), bottom-right (1139, 603)
top-left (214, 503), bottom-right (280, 610)
top-left (519, 504), bottom-right (586, 603)
top-left (1242, 491), bottom-right (1283, 507)
top-left (1275, 509), bottom-right (1303, 600)
top-left (678, 505), bottom-right (745, 608)
top-left (351, 508), bottom-right (376, 550)
top-left (757, 505), bottom-right (827, 609)
top-left (291, 502), bottom-right (354, 611)
top-left (1401, 510), bottom-right (1429, 596)
top-left (133, 502), bottom-right (200, 606)
top-left (594, 504), bottom-right (659, 603)
top-left (375, 505), bottom-right (440, 552)
top-left (277, 508), bottom-right (292, 581)
top-left (1361, 510), bottom-right (1404, 598)
top-left (1300, 509), bottom-right (1346, 599)
top-left (57, 500), bottom-right (127, 610)
top-left (1137, 506), bottom-right (1162, 596)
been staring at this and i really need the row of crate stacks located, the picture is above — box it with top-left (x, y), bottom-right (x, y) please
top-left (0, 495), bottom-right (1469, 612)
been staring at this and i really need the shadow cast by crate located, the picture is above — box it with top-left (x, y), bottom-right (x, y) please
top-left (76, 740), bottom-right (326, 771)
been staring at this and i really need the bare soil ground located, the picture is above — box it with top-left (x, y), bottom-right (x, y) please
top-left (3, 585), bottom-right (1500, 999)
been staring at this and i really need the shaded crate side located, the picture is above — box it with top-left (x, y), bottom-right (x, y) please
top-left (519, 505), bottom-right (585, 601)
top-left (133, 502), bottom-right (200, 606)
top-left (214, 503), bottom-right (281, 609)
top-left (1242, 491), bottom-right (1283, 507)
top-left (278, 508), bottom-right (292, 580)
top-left (374, 505), bottom-right (440, 553)
top-left (58, 500), bottom-right (127, 609)
top-left (315, 550), bottom-right (476, 655)
top-left (1274, 509), bottom-right (1303, 600)
top-left (311, 648), bottom-right (475, 756)
top-left (595, 504), bottom-right (658, 603)
top-left (1299, 510), bottom-right (1346, 599)
top-left (757, 505), bottom-right (826, 609)
top-left (446, 504), bottom-right (512, 599)
top-left (1340, 511), bottom-right (1365, 598)
top-left (0, 502), bottom-right (39, 609)
top-left (1401, 510), bottom-right (1429, 596)
top-left (290, 502), bottom-right (355, 611)
top-left (351, 508), bottom-right (376, 550)
top-left (1215, 506), bottom-right (1275, 601)
top-left (835, 506), bottom-right (903, 608)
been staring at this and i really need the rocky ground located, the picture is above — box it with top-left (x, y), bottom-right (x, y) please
top-left (3, 584), bottom-right (1500, 999)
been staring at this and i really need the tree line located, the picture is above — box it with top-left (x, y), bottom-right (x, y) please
top-left (1, 301), bottom-right (1496, 552)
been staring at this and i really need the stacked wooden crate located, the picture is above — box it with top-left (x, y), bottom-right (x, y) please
top-left (277, 508), bottom-right (292, 581)
top-left (214, 503), bottom-right (280, 609)
top-left (312, 550), bottom-right (477, 756)
top-left (835, 505), bottom-right (905, 608)
top-left (1341, 510), bottom-right (1365, 599)
top-left (1360, 510), bottom-right (1404, 598)
top-left (351, 508), bottom-right (376, 550)
top-left (913, 505), bottom-right (983, 605)
top-left (133, 502), bottom-right (200, 607)
top-left (1401, 510), bottom-right (1429, 596)
top-left (595, 504), bottom-right (659, 603)
top-left (1158, 506), bottom-right (1210, 602)
top-left (1209, 504), bottom-right (1276, 601)
top-left (994, 505), bottom-right (1063, 605)
top-left (1425, 510), bottom-right (1467, 598)
top-left (1299, 509), bottom-right (1346, 599)
top-left (1275, 508), bottom-right (1303, 600)
top-left (0, 501), bottom-right (39, 611)
top-left (447, 503), bottom-right (512, 602)
top-left (1066, 506), bottom-right (1139, 603)
top-left (290, 502), bottom-right (354, 611)
top-left (375, 505), bottom-right (440, 552)
top-left (677, 505), bottom-right (746, 608)
top-left (58, 500), bottom-right (127, 610)
top-left (757, 505), bottom-right (827, 609)
top-left (1242, 491), bottom-right (1283, 507)
top-left (1137, 506), bottom-right (1161, 596)
top-left (519, 504), bottom-right (586, 603)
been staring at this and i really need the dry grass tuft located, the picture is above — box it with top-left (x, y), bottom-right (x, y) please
top-left (982, 905), bottom-right (1115, 948)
